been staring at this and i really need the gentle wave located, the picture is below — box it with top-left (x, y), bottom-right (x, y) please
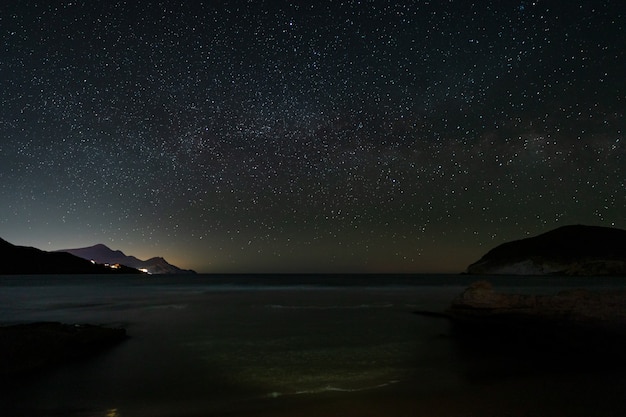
top-left (145, 303), bottom-right (189, 310)
top-left (266, 303), bottom-right (394, 310)
top-left (266, 380), bottom-right (400, 398)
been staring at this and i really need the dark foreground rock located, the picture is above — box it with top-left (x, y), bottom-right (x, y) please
top-left (438, 281), bottom-right (626, 377)
top-left (448, 280), bottom-right (626, 327)
top-left (0, 322), bottom-right (127, 381)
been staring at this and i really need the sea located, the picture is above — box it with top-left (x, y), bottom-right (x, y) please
top-left (1, 273), bottom-right (626, 417)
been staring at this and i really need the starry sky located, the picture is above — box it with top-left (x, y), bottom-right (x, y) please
top-left (0, 1), bottom-right (624, 273)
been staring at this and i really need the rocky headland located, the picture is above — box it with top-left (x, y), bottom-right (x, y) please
top-left (466, 224), bottom-right (626, 276)
top-left (0, 322), bottom-right (127, 381)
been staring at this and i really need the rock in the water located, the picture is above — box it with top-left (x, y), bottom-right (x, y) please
top-left (449, 281), bottom-right (626, 326)
top-left (0, 322), bottom-right (127, 380)
top-left (445, 282), bottom-right (626, 375)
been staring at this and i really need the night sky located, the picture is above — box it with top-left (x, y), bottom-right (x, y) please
top-left (1, 1), bottom-right (624, 273)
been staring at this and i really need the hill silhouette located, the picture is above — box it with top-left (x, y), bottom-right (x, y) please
top-left (0, 238), bottom-right (142, 275)
top-left (467, 225), bottom-right (626, 275)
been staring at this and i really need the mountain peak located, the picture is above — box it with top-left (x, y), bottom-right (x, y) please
top-left (78, 243), bottom-right (126, 256)
top-left (91, 243), bottom-right (115, 251)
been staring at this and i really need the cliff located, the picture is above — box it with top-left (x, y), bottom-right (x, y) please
top-left (0, 238), bottom-right (142, 275)
top-left (467, 225), bottom-right (626, 275)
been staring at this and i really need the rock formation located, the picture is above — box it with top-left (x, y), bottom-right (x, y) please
top-left (0, 322), bottom-right (127, 380)
top-left (443, 281), bottom-right (626, 375)
top-left (467, 224), bottom-right (626, 275)
top-left (448, 280), bottom-right (626, 328)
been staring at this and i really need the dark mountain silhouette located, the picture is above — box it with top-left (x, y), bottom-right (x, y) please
top-left (56, 244), bottom-right (196, 274)
top-left (467, 225), bottom-right (626, 275)
top-left (0, 238), bottom-right (142, 275)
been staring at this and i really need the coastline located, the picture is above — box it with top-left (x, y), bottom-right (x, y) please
top-left (2, 274), bottom-right (626, 417)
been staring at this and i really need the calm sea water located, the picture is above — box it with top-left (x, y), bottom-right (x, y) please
top-left (1, 274), bottom-right (626, 417)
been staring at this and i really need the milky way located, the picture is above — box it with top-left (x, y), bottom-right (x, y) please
top-left (1, 1), bottom-right (624, 272)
